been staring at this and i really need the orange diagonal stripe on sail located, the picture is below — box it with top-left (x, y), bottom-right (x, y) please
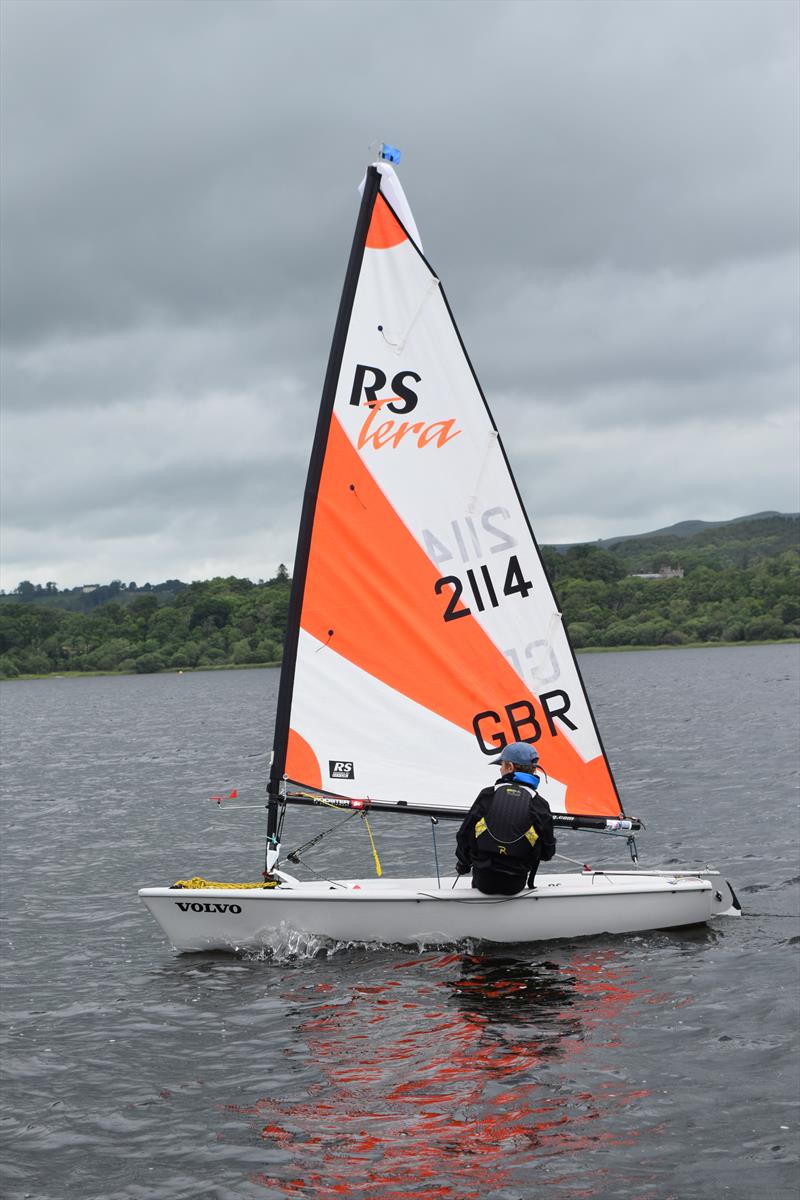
top-left (300, 416), bottom-right (618, 816)
top-left (365, 193), bottom-right (408, 249)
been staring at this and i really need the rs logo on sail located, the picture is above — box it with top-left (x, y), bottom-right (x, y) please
top-left (329, 760), bottom-right (355, 779)
top-left (174, 901), bottom-right (242, 914)
top-left (350, 362), bottom-right (461, 450)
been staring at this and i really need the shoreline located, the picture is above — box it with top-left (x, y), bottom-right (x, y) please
top-left (575, 638), bottom-right (799, 654)
top-left (2, 639), bottom-right (797, 681)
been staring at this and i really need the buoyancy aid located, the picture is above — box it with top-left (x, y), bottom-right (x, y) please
top-left (473, 779), bottom-right (542, 870)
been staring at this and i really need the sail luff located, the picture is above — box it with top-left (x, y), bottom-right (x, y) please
top-left (269, 165), bottom-right (382, 791)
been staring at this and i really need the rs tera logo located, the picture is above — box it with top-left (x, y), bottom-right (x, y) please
top-left (175, 901), bottom-right (242, 914)
top-left (350, 363), bottom-right (460, 450)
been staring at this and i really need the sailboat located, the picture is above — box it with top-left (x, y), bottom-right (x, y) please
top-left (139, 147), bottom-right (739, 952)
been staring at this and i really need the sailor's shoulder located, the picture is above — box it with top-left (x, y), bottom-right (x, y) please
top-left (529, 793), bottom-right (553, 817)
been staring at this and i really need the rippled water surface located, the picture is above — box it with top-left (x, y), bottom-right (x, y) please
top-left (1, 645), bottom-right (798, 1198)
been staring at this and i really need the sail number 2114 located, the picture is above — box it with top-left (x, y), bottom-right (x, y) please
top-left (434, 555), bottom-right (533, 622)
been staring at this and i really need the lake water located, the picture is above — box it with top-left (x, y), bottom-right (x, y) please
top-left (1, 644), bottom-right (798, 1199)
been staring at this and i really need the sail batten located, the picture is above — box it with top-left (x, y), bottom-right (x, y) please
top-left (272, 164), bottom-right (624, 822)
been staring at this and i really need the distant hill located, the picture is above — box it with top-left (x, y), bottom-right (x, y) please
top-left (538, 512), bottom-right (798, 651)
top-left (552, 510), bottom-right (797, 552)
top-left (592, 513), bottom-right (799, 575)
top-left (598, 510), bottom-right (796, 549)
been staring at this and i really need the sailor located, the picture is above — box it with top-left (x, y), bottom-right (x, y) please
top-left (455, 742), bottom-right (556, 895)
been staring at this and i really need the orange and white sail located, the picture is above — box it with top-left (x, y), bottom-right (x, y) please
top-left (271, 162), bottom-right (624, 822)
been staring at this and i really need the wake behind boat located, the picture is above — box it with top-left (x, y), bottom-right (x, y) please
top-left (139, 146), bottom-right (739, 952)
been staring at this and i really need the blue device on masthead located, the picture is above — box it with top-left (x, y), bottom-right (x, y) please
top-left (379, 143), bottom-right (401, 164)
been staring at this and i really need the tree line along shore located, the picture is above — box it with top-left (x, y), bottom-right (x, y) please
top-left (0, 515), bottom-right (797, 680)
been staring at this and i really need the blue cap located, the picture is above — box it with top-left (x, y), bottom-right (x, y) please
top-left (491, 742), bottom-right (540, 768)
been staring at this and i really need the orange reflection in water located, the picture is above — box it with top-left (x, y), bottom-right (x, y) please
top-left (231, 949), bottom-right (653, 1199)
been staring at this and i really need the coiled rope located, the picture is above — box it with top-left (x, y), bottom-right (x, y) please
top-left (170, 876), bottom-right (279, 890)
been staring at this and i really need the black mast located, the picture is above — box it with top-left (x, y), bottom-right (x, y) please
top-left (266, 165), bottom-right (382, 848)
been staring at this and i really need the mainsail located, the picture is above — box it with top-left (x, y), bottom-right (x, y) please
top-left (270, 162), bottom-right (624, 823)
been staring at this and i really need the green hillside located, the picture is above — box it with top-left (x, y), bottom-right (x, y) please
top-left (0, 573), bottom-right (291, 678)
top-left (603, 514), bottom-right (799, 573)
top-left (541, 513), bottom-right (798, 648)
top-left (586, 509), bottom-right (791, 549)
top-left (0, 515), bottom-right (797, 678)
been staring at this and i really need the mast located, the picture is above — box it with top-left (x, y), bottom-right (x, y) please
top-left (266, 163), bottom-right (383, 854)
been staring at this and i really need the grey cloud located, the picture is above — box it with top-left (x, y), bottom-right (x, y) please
top-left (1, 0), bottom-right (797, 588)
top-left (0, 317), bottom-right (327, 413)
top-left (3, 0), bottom-right (796, 345)
top-left (3, 389), bottom-right (309, 526)
top-left (515, 411), bottom-right (800, 540)
top-left (467, 254), bottom-right (799, 409)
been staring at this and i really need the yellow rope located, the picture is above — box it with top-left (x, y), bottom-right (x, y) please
top-left (361, 814), bottom-right (383, 877)
top-left (284, 791), bottom-right (384, 877)
top-left (171, 876), bottom-right (279, 890)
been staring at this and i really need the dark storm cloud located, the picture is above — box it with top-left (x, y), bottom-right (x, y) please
top-left (3, 0), bottom-right (795, 345)
top-left (1, 0), bottom-right (797, 587)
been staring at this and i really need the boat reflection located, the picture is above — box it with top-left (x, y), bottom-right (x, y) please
top-left (446, 953), bottom-right (582, 1040)
top-left (236, 946), bottom-right (652, 1199)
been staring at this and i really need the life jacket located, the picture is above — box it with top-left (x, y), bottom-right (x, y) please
top-left (473, 780), bottom-right (541, 870)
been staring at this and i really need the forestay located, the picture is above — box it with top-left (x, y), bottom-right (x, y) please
top-left (270, 162), bottom-right (624, 822)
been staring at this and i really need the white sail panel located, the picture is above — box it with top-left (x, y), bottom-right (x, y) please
top-left (280, 172), bottom-right (622, 820)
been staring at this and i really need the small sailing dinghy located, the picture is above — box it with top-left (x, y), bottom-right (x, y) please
top-left (140, 147), bottom-right (739, 952)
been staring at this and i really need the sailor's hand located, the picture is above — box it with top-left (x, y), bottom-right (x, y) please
top-left (456, 861), bottom-right (471, 875)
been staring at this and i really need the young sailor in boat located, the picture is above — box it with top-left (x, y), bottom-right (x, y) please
top-left (455, 743), bottom-right (556, 895)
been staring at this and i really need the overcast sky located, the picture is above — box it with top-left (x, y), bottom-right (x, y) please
top-left (1, 0), bottom-right (798, 591)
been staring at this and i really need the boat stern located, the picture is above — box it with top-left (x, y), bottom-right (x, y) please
top-left (707, 875), bottom-right (742, 917)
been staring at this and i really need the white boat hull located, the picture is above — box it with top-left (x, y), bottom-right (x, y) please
top-left (138, 870), bottom-right (739, 952)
